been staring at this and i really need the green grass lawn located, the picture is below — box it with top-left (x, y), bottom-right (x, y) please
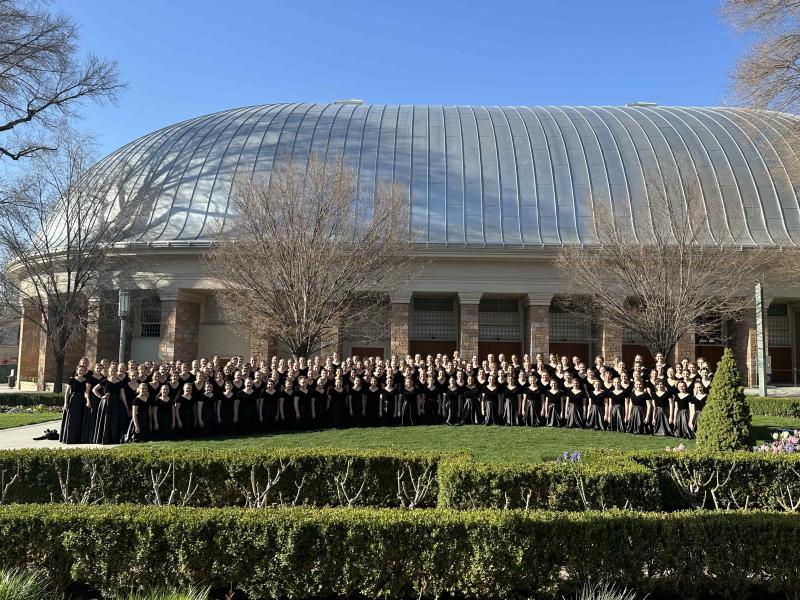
top-left (154, 416), bottom-right (800, 463)
top-left (0, 412), bottom-right (60, 430)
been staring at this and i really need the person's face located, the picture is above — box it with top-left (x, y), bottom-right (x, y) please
top-left (225, 382), bottom-right (233, 393)
top-left (77, 365), bottom-right (86, 377)
top-left (183, 383), bottom-right (192, 394)
top-left (245, 379), bottom-right (253, 390)
top-left (205, 383), bottom-right (213, 394)
top-left (138, 383), bottom-right (148, 395)
top-left (160, 386), bottom-right (169, 398)
top-left (170, 373), bottom-right (179, 384)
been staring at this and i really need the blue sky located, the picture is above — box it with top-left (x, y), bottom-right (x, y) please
top-left (59, 0), bottom-right (746, 157)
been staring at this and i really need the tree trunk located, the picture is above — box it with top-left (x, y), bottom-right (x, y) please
top-left (53, 352), bottom-right (65, 394)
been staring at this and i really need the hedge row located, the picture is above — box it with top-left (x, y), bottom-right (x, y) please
top-left (437, 454), bottom-right (660, 510)
top-left (1, 504), bottom-right (798, 599)
top-left (746, 395), bottom-right (800, 418)
top-left (0, 392), bottom-right (62, 407)
top-left (0, 447), bottom-right (449, 508)
top-left (4, 446), bottom-right (800, 512)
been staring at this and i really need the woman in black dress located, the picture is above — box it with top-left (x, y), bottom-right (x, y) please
top-left (276, 379), bottom-right (294, 429)
top-left (650, 379), bottom-right (673, 436)
top-left (236, 378), bottom-right (259, 434)
top-left (217, 381), bottom-right (236, 434)
top-left (364, 376), bottom-right (382, 426)
top-left (543, 378), bottom-right (561, 427)
top-left (563, 378), bottom-right (585, 429)
top-left (585, 380), bottom-right (605, 430)
top-left (672, 381), bottom-right (695, 439)
top-left (290, 375), bottom-right (309, 428)
top-left (626, 381), bottom-right (648, 434)
top-left (607, 379), bottom-right (627, 432)
top-left (128, 383), bottom-right (150, 442)
top-left (481, 375), bottom-right (500, 426)
top-left (329, 375), bottom-right (349, 429)
top-left (199, 382), bottom-right (215, 436)
top-left (261, 379), bottom-right (279, 429)
top-left (421, 375), bottom-right (439, 425)
top-left (60, 365), bottom-right (89, 444)
top-left (460, 374), bottom-right (480, 425)
top-left (310, 377), bottom-right (326, 426)
top-left (381, 376), bottom-right (398, 426)
top-left (691, 381), bottom-right (708, 432)
top-left (348, 376), bottom-right (365, 426)
top-left (443, 375), bottom-right (460, 425)
top-left (522, 373), bottom-right (540, 427)
top-left (92, 367), bottom-right (127, 445)
top-left (81, 366), bottom-right (103, 443)
top-left (146, 376), bottom-right (162, 437)
top-left (502, 375), bottom-right (521, 426)
top-left (174, 383), bottom-right (194, 438)
top-left (151, 384), bottom-right (173, 439)
top-left (398, 375), bottom-right (416, 426)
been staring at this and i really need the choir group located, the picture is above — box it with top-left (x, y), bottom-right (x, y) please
top-left (58, 350), bottom-right (714, 445)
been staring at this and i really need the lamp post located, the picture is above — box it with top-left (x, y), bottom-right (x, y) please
top-left (118, 289), bottom-right (130, 364)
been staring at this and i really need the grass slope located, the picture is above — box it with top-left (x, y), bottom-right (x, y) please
top-left (0, 413), bottom-right (60, 431)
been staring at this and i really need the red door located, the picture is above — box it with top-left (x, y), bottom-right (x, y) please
top-left (622, 344), bottom-right (654, 369)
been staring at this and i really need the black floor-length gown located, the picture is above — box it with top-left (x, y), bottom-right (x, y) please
top-left (460, 385), bottom-right (480, 425)
top-left (692, 393), bottom-right (707, 430)
top-left (444, 386), bottom-right (460, 425)
top-left (522, 386), bottom-right (541, 427)
top-left (81, 379), bottom-right (101, 443)
top-left (399, 386), bottom-right (416, 426)
top-left (501, 385), bottom-right (520, 426)
top-left (673, 393), bottom-right (695, 439)
top-left (627, 391), bottom-right (648, 434)
top-left (60, 377), bottom-right (88, 444)
top-left (651, 391), bottom-right (673, 436)
top-left (564, 388), bottom-right (585, 429)
top-left (365, 386), bottom-right (382, 425)
top-left (608, 390), bottom-right (627, 432)
top-left (482, 386), bottom-right (500, 426)
top-left (94, 378), bottom-right (126, 445)
top-left (330, 387), bottom-right (349, 428)
top-left (585, 389), bottom-right (606, 430)
top-left (544, 389), bottom-right (561, 427)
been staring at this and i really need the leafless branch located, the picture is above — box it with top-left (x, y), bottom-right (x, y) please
top-left (333, 459), bottom-right (368, 507)
top-left (203, 155), bottom-right (422, 358)
top-left (0, 466), bottom-right (19, 504)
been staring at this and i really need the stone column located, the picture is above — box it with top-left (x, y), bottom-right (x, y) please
top-left (389, 294), bottom-right (410, 358)
top-left (16, 300), bottom-right (41, 388)
top-left (458, 292), bottom-right (481, 359)
top-left (729, 310), bottom-right (757, 387)
top-left (158, 290), bottom-right (201, 363)
top-left (599, 319), bottom-right (623, 363)
top-left (673, 328), bottom-right (696, 365)
top-left (522, 293), bottom-right (552, 358)
top-left (249, 335), bottom-right (279, 362)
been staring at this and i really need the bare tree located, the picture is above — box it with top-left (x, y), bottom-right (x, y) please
top-left (724, 0), bottom-right (800, 111)
top-left (0, 0), bottom-right (123, 162)
top-left (554, 176), bottom-right (776, 358)
top-left (203, 155), bottom-right (420, 358)
top-left (0, 130), bottom-right (141, 391)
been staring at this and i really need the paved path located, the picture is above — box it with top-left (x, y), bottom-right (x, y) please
top-left (0, 419), bottom-right (111, 449)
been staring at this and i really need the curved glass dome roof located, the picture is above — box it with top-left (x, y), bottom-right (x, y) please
top-left (90, 102), bottom-right (800, 248)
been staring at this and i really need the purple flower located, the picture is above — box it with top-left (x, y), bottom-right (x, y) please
top-left (572, 451), bottom-right (581, 462)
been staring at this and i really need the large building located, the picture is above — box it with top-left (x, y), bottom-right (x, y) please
top-left (15, 102), bottom-right (800, 388)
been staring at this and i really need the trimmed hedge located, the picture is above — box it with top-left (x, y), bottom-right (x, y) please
top-left (0, 392), bottom-right (61, 407)
top-left (437, 455), bottom-right (660, 510)
top-left (0, 447), bottom-right (450, 508)
top-left (4, 446), bottom-right (800, 512)
top-left (747, 395), bottom-right (800, 418)
top-left (0, 504), bottom-right (798, 599)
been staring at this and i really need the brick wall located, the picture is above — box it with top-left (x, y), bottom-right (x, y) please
top-left (17, 302), bottom-right (41, 383)
top-left (524, 304), bottom-right (550, 357)
top-left (729, 312), bottom-right (757, 387)
top-left (600, 319), bottom-right (623, 362)
top-left (159, 298), bottom-right (200, 362)
top-left (459, 302), bottom-right (479, 358)
top-left (673, 328), bottom-right (696, 365)
top-left (390, 302), bottom-right (409, 357)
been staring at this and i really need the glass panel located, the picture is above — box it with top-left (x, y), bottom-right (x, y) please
top-left (549, 312), bottom-right (590, 343)
top-left (410, 298), bottom-right (456, 340)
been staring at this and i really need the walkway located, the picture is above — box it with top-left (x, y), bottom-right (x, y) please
top-left (0, 419), bottom-right (109, 450)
